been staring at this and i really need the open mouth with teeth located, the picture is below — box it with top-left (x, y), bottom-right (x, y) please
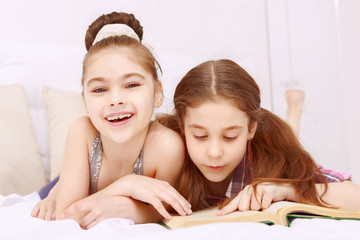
top-left (106, 113), bottom-right (133, 123)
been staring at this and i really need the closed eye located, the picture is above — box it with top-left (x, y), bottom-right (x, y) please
top-left (223, 136), bottom-right (237, 141)
top-left (194, 135), bottom-right (207, 141)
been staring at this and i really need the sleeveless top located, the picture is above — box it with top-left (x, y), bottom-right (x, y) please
top-left (88, 132), bottom-right (144, 194)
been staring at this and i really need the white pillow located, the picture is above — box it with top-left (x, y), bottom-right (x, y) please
top-left (0, 84), bottom-right (47, 195)
top-left (42, 87), bottom-right (87, 180)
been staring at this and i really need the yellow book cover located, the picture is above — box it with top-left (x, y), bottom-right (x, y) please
top-left (163, 201), bottom-right (360, 229)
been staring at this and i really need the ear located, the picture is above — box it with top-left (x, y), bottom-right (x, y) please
top-left (154, 81), bottom-right (164, 108)
top-left (248, 121), bottom-right (258, 140)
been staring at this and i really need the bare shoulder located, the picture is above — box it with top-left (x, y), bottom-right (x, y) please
top-left (144, 121), bottom-right (185, 172)
top-left (69, 116), bottom-right (92, 129)
top-left (147, 121), bottom-right (184, 154)
top-left (62, 116), bottom-right (98, 170)
top-left (67, 116), bottom-right (97, 142)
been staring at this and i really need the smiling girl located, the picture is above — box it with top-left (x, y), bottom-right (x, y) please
top-left (32, 12), bottom-right (191, 228)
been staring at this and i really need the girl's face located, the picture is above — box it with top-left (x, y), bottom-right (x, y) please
top-left (82, 47), bottom-right (163, 143)
top-left (183, 98), bottom-right (257, 182)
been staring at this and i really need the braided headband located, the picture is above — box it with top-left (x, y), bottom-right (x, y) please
top-left (92, 23), bottom-right (140, 46)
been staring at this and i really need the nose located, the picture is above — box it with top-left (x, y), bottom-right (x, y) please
top-left (206, 140), bottom-right (224, 159)
top-left (109, 89), bottom-right (125, 106)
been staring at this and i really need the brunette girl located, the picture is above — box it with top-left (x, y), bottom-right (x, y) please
top-left (168, 59), bottom-right (360, 214)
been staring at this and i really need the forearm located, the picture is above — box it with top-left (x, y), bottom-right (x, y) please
top-left (88, 176), bottom-right (132, 199)
top-left (55, 178), bottom-right (89, 220)
top-left (47, 183), bottom-right (58, 200)
top-left (316, 181), bottom-right (360, 210)
top-left (56, 191), bottom-right (89, 221)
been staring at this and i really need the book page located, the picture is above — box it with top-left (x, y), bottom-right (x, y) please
top-left (168, 207), bottom-right (261, 222)
top-left (164, 207), bottom-right (280, 229)
top-left (262, 201), bottom-right (297, 215)
top-left (277, 202), bottom-right (360, 219)
top-left (264, 201), bottom-right (360, 224)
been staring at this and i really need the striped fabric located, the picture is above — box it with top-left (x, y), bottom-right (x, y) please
top-left (318, 165), bottom-right (352, 183)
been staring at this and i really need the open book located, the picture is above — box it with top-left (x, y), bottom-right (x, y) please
top-left (163, 201), bottom-right (360, 229)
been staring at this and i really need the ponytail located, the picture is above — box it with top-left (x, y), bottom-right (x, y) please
top-left (250, 109), bottom-right (329, 206)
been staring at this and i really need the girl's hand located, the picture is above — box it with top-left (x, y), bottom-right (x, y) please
top-left (217, 182), bottom-right (297, 215)
top-left (31, 196), bottom-right (56, 221)
top-left (63, 175), bottom-right (192, 222)
top-left (117, 175), bottom-right (192, 219)
top-left (63, 196), bottom-right (137, 229)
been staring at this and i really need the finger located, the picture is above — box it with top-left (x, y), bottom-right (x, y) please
top-left (164, 191), bottom-right (192, 213)
top-left (45, 207), bottom-right (55, 221)
top-left (131, 176), bottom-right (192, 215)
top-left (168, 199), bottom-right (192, 216)
top-left (31, 204), bottom-right (40, 218)
top-left (79, 212), bottom-right (97, 228)
top-left (62, 201), bottom-right (90, 218)
top-left (160, 182), bottom-right (192, 209)
top-left (139, 181), bottom-right (191, 216)
top-left (167, 190), bottom-right (192, 213)
top-left (155, 190), bottom-right (191, 216)
top-left (37, 207), bottom-right (47, 220)
top-left (238, 186), bottom-right (252, 211)
top-left (261, 193), bottom-right (273, 210)
top-left (86, 218), bottom-right (101, 229)
top-left (250, 192), bottom-right (261, 211)
top-left (217, 195), bottom-right (241, 215)
top-left (149, 198), bottom-right (172, 220)
top-left (144, 180), bottom-right (190, 206)
top-left (52, 211), bottom-right (56, 221)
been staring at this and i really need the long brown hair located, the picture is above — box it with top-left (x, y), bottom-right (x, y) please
top-left (82, 12), bottom-right (162, 87)
top-left (167, 59), bottom-right (328, 210)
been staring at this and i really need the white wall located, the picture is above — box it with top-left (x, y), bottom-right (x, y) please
top-left (337, 0), bottom-right (360, 183)
top-left (0, 0), bottom-right (272, 110)
top-left (267, 0), bottom-right (360, 183)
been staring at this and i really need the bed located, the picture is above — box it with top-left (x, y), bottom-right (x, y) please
top-left (1, 41), bottom-right (360, 240)
top-left (1, 193), bottom-right (360, 240)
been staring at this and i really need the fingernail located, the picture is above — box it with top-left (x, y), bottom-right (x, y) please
top-left (186, 208), bottom-right (192, 214)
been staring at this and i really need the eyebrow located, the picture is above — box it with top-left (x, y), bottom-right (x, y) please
top-left (86, 72), bottom-right (146, 87)
top-left (122, 72), bottom-right (146, 81)
top-left (189, 124), bottom-right (243, 131)
top-left (86, 77), bottom-right (104, 87)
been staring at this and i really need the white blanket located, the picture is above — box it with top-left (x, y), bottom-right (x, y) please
top-left (1, 193), bottom-right (360, 240)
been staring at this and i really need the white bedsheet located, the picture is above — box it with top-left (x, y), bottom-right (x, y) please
top-left (1, 193), bottom-right (360, 240)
